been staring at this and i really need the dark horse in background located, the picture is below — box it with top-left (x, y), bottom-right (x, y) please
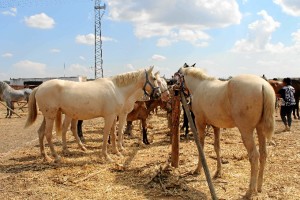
top-left (0, 81), bottom-right (32, 118)
top-left (267, 78), bottom-right (300, 119)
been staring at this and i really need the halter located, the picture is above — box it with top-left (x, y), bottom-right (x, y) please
top-left (174, 71), bottom-right (191, 97)
top-left (143, 70), bottom-right (160, 98)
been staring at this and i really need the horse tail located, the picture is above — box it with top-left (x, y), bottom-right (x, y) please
top-left (55, 110), bottom-right (62, 136)
top-left (260, 84), bottom-right (276, 141)
top-left (24, 87), bottom-right (38, 128)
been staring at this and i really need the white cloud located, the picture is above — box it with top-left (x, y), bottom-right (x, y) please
top-left (1, 7), bottom-right (17, 16)
top-left (1, 53), bottom-right (13, 58)
top-left (274, 0), bottom-right (300, 16)
top-left (232, 10), bottom-right (280, 52)
top-left (13, 60), bottom-right (46, 76)
top-left (67, 64), bottom-right (93, 76)
top-left (50, 48), bottom-right (61, 53)
top-left (24, 13), bottom-right (55, 29)
top-left (76, 34), bottom-right (94, 45)
top-left (79, 56), bottom-right (86, 60)
top-left (108, 0), bottom-right (241, 47)
top-left (152, 54), bottom-right (166, 61)
top-left (76, 34), bottom-right (116, 45)
top-left (126, 64), bottom-right (135, 70)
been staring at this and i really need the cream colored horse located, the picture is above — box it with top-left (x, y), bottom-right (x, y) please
top-left (53, 70), bottom-right (169, 158)
top-left (175, 63), bottom-right (275, 198)
top-left (154, 71), bottom-right (170, 102)
top-left (25, 66), bottom-right (161, 163)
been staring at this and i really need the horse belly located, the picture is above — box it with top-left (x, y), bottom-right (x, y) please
top-left (204, 108), bottom-right (236, 128)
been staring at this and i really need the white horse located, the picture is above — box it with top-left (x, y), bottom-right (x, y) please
top-left (25, 66), bottom-right (161, 163)
top-left (175, 63), bottom-right (275, 198)
top-left (0, 81), bottom-right (32, 118)
top-left (155, 71), bottom-right (170, 102)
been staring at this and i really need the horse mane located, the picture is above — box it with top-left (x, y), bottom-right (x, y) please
top-left (112, 69), bottom-right (143, 87)
top-left (182, 67), bottom-right (216, 81)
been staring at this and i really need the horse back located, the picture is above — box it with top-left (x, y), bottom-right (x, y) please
top-left (35, 79), bottom-right (121, 119)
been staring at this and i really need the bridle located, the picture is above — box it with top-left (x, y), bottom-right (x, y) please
top-left (174, 70), bottom-right (191, 97)
top-left (143, 70), bottom-right (160, 98)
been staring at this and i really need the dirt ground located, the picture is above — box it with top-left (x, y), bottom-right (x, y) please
top-left (0, 104), bottom-right (299, 200)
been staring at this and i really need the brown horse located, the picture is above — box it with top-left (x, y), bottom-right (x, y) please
top-left (268, 79), bottom-right (300, 119)
top-left (125, 99), bottom-right (171, 144)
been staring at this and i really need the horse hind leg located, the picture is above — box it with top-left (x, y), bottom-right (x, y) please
top-left (239, 127), bottom-right (259, 198)
top-left (38, 118), bottom-right (53, 162)
top-left (256, 125), bottom-right (267, 193)
top-left (44, 118), bottom-right (61, 163)
top-left (70, 119), bottom-right (87, 152)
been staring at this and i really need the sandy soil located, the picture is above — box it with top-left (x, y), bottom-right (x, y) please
top-left (0, 104), bottom-right (299, 200)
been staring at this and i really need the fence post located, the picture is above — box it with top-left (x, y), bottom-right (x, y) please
top-left (171, 87), bottom-right (181, 168)
top-left (180, 91), bottom-right (218, 200)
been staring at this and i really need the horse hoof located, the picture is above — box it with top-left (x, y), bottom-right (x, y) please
top-left (43, 156), bottom-right (53, 163)
top-left (193, 169), bottom-right (201, 175)
top-left (62, 149), bottom-right (71, 155)
top-left (116, 152), bottom-right (123, 157)
top-left (54, 156), bottom-right (62, 163)
top-left (213, 171), bottom-right (222, 179)
top-left (105, 156), bottom-right (114, 163)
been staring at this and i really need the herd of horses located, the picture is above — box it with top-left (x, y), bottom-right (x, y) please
top-left (1, 64), bottom-right (299, 198)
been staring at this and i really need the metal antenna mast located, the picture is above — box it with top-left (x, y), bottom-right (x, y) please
top-left (94, 0), bottom-right (106, 79)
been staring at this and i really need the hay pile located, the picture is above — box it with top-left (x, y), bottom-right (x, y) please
top-left (0, 107), bottom-right (299, 199)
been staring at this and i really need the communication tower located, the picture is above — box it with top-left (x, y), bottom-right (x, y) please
top-left (94, 0), bottom-right (106, 79)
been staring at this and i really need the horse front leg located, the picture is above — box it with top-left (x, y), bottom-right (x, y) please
top-left (194, 119), bottom-right (206, 175)
top-left (5, 101), bottom-right (12, 118)
top-left (38, 118), bottom-right (52, 162)
top-left (142, 119), bottom-right (150, 144)
top-left (117, 114), bottom-right (127, 152)
top-left (109, 119), bottom-right (121, 156)
top-left (212, 126), bottom-right (222, 178)
top-left (102, 115), bottom-right (116, 162)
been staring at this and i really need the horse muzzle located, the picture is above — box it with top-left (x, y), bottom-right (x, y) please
top-left (151, 87), bottom-right (161, 100)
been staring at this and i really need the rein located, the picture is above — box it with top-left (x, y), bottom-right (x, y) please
top-left (143, 70), bottom-right (159, 98)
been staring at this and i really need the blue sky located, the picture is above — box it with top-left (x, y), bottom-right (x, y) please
top-left (1, 0), bottom-right (300, 81)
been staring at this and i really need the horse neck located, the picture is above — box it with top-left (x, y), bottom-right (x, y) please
top-left (120, 82), bottom-right (144, 101)
top-left (184, 75), bottom-right (202, 94)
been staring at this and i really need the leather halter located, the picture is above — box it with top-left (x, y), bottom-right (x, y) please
top-left (143, 70), bottom-right (160, 98)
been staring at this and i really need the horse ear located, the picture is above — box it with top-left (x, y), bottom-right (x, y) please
top-left (191, 63), bottom-right (196, 67)
top-left (154, 71), bottom-right (160, 76)
top-left (148, 66), bottom-right (154, 73)
top-left (183, 63), bottom-right (188, 68)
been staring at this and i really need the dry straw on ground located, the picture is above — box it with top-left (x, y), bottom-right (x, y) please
top-left (0, 105), bottom-right (299, 199)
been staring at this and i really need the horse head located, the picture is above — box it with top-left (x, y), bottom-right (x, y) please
top-left (143, 66), bottom-right (161, 100)
top-left (154, 71), bottom-right (170, 102)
